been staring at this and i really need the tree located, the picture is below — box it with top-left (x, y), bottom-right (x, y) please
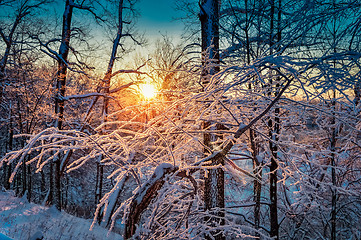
top-left (96, 0), bottom-right (145, 225)
top-left (1, 0), bottom-right (361, 239)
top-left (0, 0), bottom-right (50, 196)
top-left (0, 0), bottom-right (48, 101)
top-left (199, 0), bottom-right (226, 240)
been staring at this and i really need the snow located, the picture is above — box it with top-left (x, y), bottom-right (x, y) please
top-left (0, 191), bottom-right (121, 240)
top-left (134, 163), bottom-right (176, 203)
top-left (29, 231), bottom-right (43, 240)
top-left (0, 233), bottom-right (13, 240)
top-left (153, 163), bottom-right (174, 179)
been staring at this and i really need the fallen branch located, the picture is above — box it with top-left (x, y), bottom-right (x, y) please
top-left (124, 163), bottom-right (178, 239)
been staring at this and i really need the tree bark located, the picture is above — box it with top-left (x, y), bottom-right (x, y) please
top-left (250, 128), bottom-right (262, 236)
top-left (269, 119), bottom-right (279, 240)
top-left (4, 106), bottom-right (13, 190)
top-left (354, 81), bottom-right (361, 106)
top-left (124, 164), bottom-right (177, 239)
top-left (268, 0), bottom-right (281, 239)
top-left (95, 0), bottom-right (124, 221)
top-left (330, 94), bottom-right (337, 240)
top-left (200, 1), bottom-right (225, 239)
top-left (200, 0), bottom-right (220, 83)
top-left (95, 161), bottom-right (103, 206)
top-left (243, 0), bottom-right (263, 235)
top-left (330, 1), bottom-right (338, 237)
top-left (48, 160), bottom-right (53, 205)
top-left (22, 155), bottom-right (27, 196)
top-left (40, 170), bottom-right (46, 199)
top-left (27, 163), bottom-right (32, 202)
top-left (102, 0), bottom-right (124, 122)
top-left (51, 0), bottom-right (74, 211)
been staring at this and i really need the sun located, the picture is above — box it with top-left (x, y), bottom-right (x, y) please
top-left (139, 83), bottom-right (157, 99)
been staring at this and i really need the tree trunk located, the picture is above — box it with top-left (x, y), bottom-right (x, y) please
top-left (354, 81), bottom-right (361, 106)
top-left (95, 161), bottom-right (103, 205)
top-left (124, 164), bottom-right (177, 239)
top-left (54, 156), bottom-right (61, 210)
top-left (101, 0), bottom-right (125, 123)
top-left (48, 161), bottom-right (53, 205)
top-left (330, 1), bottom-right (338, 237)
top-left (95, 163), bottom-right (104, 224)
top-left (330, 94), bottom-right (337, 240)
top-left (200, 0), bottom-right (220, 83)
top-left (27, 163), bottom-right (32, 202)
top-left (268, 99), bottom-right (279, 240)
top-left (268, 0), bottom-right (281, 239)
top-left (22, 156), bottom-right (27, 196)
top-left (96, 0), bottom-right (124, 223)
top-left (3, 163), bottom-right (11, 190)
top-left (331, 155), bottom-right (337, 240)
top-left (4, 106), bottom-right (14, 190)
top-left (199, 1), bottom-right (224, 239)
top-left (269, 122), bottom-right (279, 240)
top-left (15, 169), bottom-right (20, 196)
top-left (51, 0), bottom-right (74, 211)
top-left (250, 128), bottom-right (262, 236)
top-left (40, 170), bottom-right (46, 199)
top-left (243, 0), bottom-right (263, 235)
top-left (203, 122), bottom-right (225, 240)
top-left (63, 175), bottom-right (69, 209)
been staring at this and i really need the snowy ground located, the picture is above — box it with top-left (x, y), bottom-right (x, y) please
top-left (0, 190), bottom-right (122, 240)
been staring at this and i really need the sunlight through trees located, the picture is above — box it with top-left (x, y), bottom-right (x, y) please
top-left (1, 0), bottom-right (361, 239)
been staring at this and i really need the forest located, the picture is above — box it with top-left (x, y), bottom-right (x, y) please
top-left (0, 0), bottom-right (361, 239)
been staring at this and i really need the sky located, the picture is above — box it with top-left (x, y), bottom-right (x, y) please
top-left (36, 0), bottom-right (186, 40)
top-left (0, 0), bottom-right (190, 69)
top-left (137, 0), bottom-right (185, 38)
top-left (124, 0), bottom-right (189, 63)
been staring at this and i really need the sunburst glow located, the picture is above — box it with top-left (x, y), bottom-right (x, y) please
top-left (139, 83), bottom-right (157, 99)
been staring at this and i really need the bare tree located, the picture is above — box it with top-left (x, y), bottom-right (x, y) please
top-left (44, 0), bottom-right (104, 210)
top-left (0, 0), bottom-right (48, 101)
top-left (0, 0), bottom-right (50, 195)
top-left (199, 0), bottom-right (225, 239)
top-left (96, 0), bottom-right (145, 226)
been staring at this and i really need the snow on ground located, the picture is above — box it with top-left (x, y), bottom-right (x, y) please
top-left (0, 190), bottom-right (122, 240)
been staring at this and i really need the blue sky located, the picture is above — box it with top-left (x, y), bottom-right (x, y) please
top-left (137, 0), bottom-right (184, 37)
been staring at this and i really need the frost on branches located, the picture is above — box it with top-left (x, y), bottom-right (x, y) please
top-left (1, 52), bottom-right (361, 239)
